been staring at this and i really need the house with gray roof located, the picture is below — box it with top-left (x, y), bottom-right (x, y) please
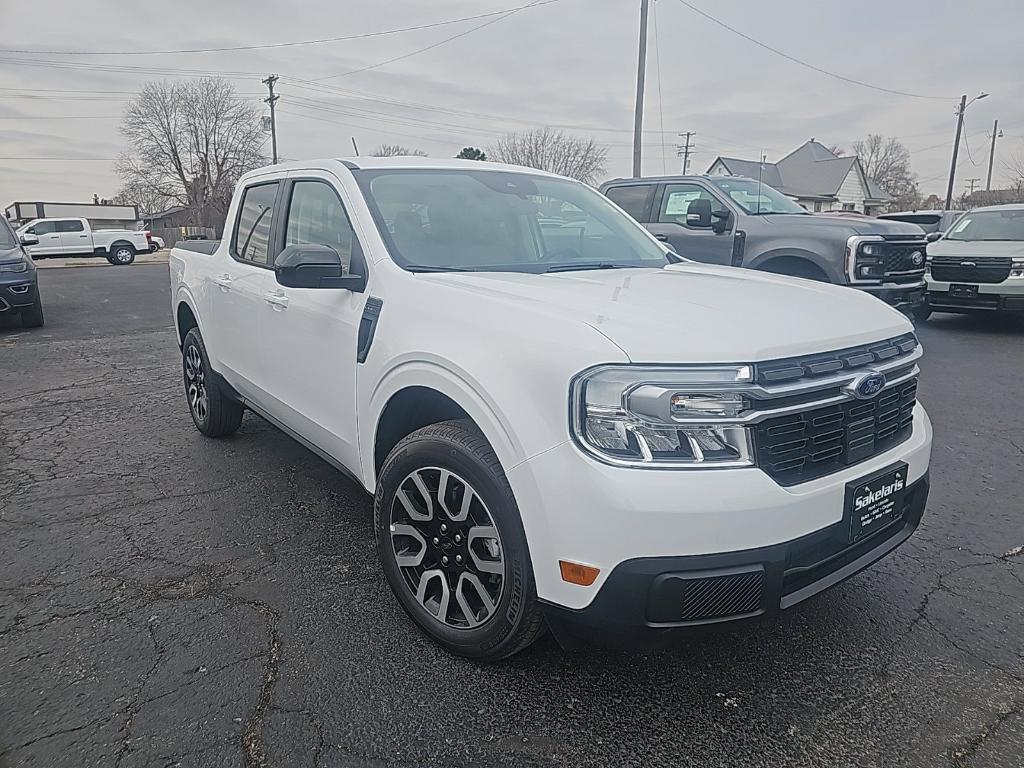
top-left (707, 140), bottom-right (890, 215)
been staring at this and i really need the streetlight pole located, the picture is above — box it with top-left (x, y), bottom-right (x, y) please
top-left (631, 0), bottom-right (650, 178)
top-left (945, 92), bottom-right (988, 210)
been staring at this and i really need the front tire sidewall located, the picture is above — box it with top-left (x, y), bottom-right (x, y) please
top-left (375, 427), bottom-right (537, 660)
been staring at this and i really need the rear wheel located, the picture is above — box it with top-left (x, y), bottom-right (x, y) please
top-left (109, 244), bottom-right (136, 265)
top-left (182, 327), bottom-right (244, 437)
top-left (20, 291), bottom-right (44, 328)
top-left (375, 420), bottom-right (545, 661)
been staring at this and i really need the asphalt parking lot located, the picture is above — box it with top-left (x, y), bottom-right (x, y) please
top-left (1, 263), bottom-right (1022, 768)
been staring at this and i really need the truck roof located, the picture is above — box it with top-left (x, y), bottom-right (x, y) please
top-left (601, 174), bottom-right (754, 186)
top-left (239, 157), bottom-right (566, 180)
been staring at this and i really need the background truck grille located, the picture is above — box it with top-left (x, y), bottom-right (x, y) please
top-left (754, 378), bottom-right (918, 486)
top-left (930, 256), bottom-right (1012, 284)
top-left (881, 241), bottom-right (927, 276)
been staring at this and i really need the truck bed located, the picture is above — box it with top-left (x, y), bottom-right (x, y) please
top-left (173, 240), bottom-right (220, 256)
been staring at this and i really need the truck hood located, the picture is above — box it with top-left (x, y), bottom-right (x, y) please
top-left (420, 264), bottom-right (912, 363)
top-left (758, 214), bottom-right (924, 237)
top-left (927, 239), bottom-right (1024, 258)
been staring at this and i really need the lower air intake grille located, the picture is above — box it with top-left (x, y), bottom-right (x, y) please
top-left (678, 570), bottom-right (764, 622)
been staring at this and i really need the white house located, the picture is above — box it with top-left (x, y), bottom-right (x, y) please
top-left (707, 140), bottom-right (889, 215)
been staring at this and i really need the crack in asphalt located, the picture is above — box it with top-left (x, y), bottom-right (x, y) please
top-left (242, 601), bottom-right (282, 768)
top-left (947, 693), bottom-right (1024, 767)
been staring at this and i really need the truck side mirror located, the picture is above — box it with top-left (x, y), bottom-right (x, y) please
top-left (685, 198), bottom-right (713, 228)
top-left (925, 232), bottom-right (942, 243)
top-left (274, 244), bottom-right (365, 291)
top-left (20, 234), bottom-right (39, 246)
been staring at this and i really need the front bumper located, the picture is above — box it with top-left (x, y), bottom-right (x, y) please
top-left (0, 274), bottom-right (38, 311)
top-left (856, 279), bottom-right (926, 312)
top-left (507, 404), bottom-right (932, 613)
top-left (542, 473), bottom-right (928, 648)
top-left (926, 275), bottom-right (1024, 312)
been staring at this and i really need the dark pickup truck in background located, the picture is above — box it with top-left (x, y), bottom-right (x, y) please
top-left (600, 175), bottom-right (928, 312)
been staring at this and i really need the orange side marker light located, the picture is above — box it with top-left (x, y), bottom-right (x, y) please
top-left (559, 560), bottom-right (600, 587)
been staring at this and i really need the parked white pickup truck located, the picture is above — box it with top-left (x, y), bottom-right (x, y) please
top-left (16, 217), bottom-right (149, 265)
top-left (169, 157), bottom-right (932, 659)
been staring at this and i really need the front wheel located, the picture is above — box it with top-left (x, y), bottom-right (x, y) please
top-left (109, 244), bottom-right (136, 265)
top-left (21, 291), bottom-right (44, 328)
top-left (912, 303), bottom-right (932, 322)
top-left (182, 328), bottom-right (244, 437)
top-left (374, 420), bottom-right (545, 661)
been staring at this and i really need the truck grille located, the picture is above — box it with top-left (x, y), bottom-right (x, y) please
top-left (754, 378), bottom-right (918, 487)
top-left (930, 256), bottom-right (1012, 284)
top-left (882, 241), bottom-right (927, 276)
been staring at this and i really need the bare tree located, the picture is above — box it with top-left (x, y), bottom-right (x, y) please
top-left (853, 134), bottom-right (919, 210)
top-left (489, 128), bottom-right (607, 184)
top-left (372, 144), bottom-right (428, 157)
top-left (1006, 151), bottom-right (1024, 190)
top-left (118, 78), bottom-right (266, 232)
top-left (112, 180), bottom-right (173, 218)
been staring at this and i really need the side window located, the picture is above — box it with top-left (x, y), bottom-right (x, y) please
top-left (233, 182), bottom-right (279, 265)
top-left (284, 180), bottom-right (359, 272)
top-left (30, 221), bottom-right (58, 235)
top-left (605, 185), bottom-right (654, 222)
top-left (659, 184), bottom-right (728, 228)
top-left (57, 220), bottom-right (85, 233)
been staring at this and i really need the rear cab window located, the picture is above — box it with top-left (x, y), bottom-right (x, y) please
top-left (232, 182), bottom-right (280, 265)
top-left (56, 220), bottom-right (85, 233)
top-left (879, 214), bottom-right (942, 233)
top-left (604, 184), bottom-right (655, 222)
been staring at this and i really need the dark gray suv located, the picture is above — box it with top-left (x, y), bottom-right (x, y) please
top-left (600, 175), bottom-right (928, 312)
top-left (0, 217), bottom-right (44, 328)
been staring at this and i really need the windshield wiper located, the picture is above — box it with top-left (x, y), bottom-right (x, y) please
top-left (542, 262), bottom-right (639, 273)
top-left (404, 264), bottom-right (476, 273)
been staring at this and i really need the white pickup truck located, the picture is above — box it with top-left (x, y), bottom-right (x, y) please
top-left (16, 217), bottom-right (149, 265)
top-left (169, 157), bottom-right (932, 659)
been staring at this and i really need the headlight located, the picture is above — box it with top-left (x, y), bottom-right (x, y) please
top-left (0, 259), bottom-right (29, 273)
top-left (570, 366), bottom-right (756, 468)
top-left (1011, 258), bottom-right (1024, 278)
top-left (845, 235), bottom-right (885, 283)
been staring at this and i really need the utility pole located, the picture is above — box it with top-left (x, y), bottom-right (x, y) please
top-left (944, 95), bottom-right (967, 211)
top-left (986, 119), bottom-right (1002, 190)
top-left (966, 178), bottom-right (981, 195)
top-left (262, 74), bottom-right (280, 164)
top-left (677, 131), bottom-right (696, 174)
top-left (631, 0), bottom-right (650, 178)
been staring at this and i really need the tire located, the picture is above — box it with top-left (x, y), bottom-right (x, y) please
top-left (760, 259), bottom-right (828, 282)
top-left (374, 420), bottom-right (545, 661)
top-left (109, 244), bottom-right (136, 265)
top-left (912, 304), bottom-right (932, 322)
top-left (181, 327), bottom-right (244, 438)
top-left (150, 243), bottom-right (159, 253)
top-left (20, 291), bottom-right (44, 328)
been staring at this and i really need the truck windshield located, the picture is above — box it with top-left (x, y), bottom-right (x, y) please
top-left (0, 219), bottom-right (16, 249)
top-left (356, 169), bottom-right (670, 273)
top-left (709, 178), bottom-right (807, 215)
top-left (945, 209), bottom-right (1024, 241)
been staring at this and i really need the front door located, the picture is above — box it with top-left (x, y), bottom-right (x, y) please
top-left (57, 219), bottom-right (91, 254)
top-left (23, 221), bottom-right (62, 256)
top-left (207, 180), bottom-right (279, 401)
top-left (645, 183), bottom-right (735, 265)
top-left (258, 173), bottom-right (367, 471)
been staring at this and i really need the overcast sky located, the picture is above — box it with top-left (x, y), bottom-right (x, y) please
top-left (1, 0), bottom-right (1021, 209)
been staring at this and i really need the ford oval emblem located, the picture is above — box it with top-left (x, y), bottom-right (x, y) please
top-left (851, 372), bottom-right (887, 400)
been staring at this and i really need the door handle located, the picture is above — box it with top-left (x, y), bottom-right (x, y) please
top-left (213, 275), bottom-right (233, 291)
top-left (263, 291), bottom-right (289, 310)
top-left (79, 234), bottom-right (88, 238)
top-left (654, 233), bottom-right (669, 241)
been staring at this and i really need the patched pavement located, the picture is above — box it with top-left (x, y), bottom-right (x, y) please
top-left (1, 264), bottom-right (1022, 767)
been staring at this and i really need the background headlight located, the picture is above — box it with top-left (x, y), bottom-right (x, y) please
top-left (0, 260), bottom-right (29, 273)
top-left (571, 366), bottom-right (755, 467)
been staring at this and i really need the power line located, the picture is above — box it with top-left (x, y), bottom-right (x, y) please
top-left (0, 2), bottom-right (562, 56)
top-left (313, 0), bottom-right (559, 82)
top-left (672, 0), bottom-right (954, 100)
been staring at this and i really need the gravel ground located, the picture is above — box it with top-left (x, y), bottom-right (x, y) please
top-left (1, 264), bottom-right (1022, 768)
